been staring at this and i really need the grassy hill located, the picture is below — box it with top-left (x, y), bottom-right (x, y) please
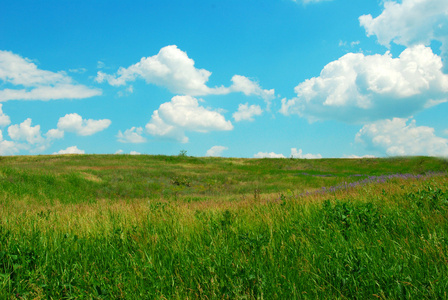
top-left (1, 155), bottom-right (447, 298)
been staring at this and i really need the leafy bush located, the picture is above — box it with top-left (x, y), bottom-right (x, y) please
top-left (321, 200), bottom-right (382, 234)
top-left (407, 185), bottom-right (448, 212)
top-left (170, 176), bottom-right (191, 187)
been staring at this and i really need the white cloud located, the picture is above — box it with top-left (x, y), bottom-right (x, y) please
top-left (280, 45), bottom-right (448, 123)
top-left (343, 154), bottom-right (376, 159)
top-left (145, 95), bottom-right (233, 142)
top-left (233, 103), bottom-right (263, 122)
top-left (0, 128), bottom-right (23, 156)
top-left (7, 119), bottom-right (64, 153)
top-left (0, 140), bottom-right (20, 155)
top-left (206, 146), bottom-right (228, 157)
top-left (8, 118), bottom-right (44, 144)
top-left (115, 149), bottom-right (124, 154)
top-left (254, 152), bottom-right (286, 158)
top-left (290, 148), bottom-right (322, 159)
top-left (339, 40), bottom-right (361, 51)
top-left (45, 128), bottom-right (64, 140)
top-left (254, 148), bottom-right (322, 159)
top-left (95, 46), bottom-right (275, 101)
top-left (117, 85), bottom-right (134, 97)
top-left (68, 68), bottom-right (87, 74)
top-left (0, 50), bottom-right (69, 86)
top-left (228, 75), bottom-right (275, 108)
top-left (53, 146), bottom-right (85, 155)
top-left (117, 127), bottom-right (146, 143)
top-left (0, 104), bottom-right (11, 127)
top-left (4, 114), bottom-right (102, 155)
top-left (359, 0), bottom-right (448, 70)
top-left (57, 113), bottom-right (111, 136)
top-left (96, 45), bottom-right (227, 96)
top-left (97, 61), bottom-right (105, 69)
top-left (355, 118), bottom-right (448, 157)
top-left (130, 151), bottom-right (141, 155)
top-left (145, 110), bottom-right (188, 143)
top-left (0, 50), bottom-right (101, 101)
top-left (0, 85), bottom-right (102, 102)
top-left (157, 96), bottom-right (233, 131)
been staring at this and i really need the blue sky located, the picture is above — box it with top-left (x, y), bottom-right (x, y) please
top-left (1, 0), bottom-right (448, 158)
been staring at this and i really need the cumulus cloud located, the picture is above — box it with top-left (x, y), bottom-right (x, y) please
top-left (254, 152), bottom-right (286, 158)
top-left (45, 128), bottom-right (64, 140)
top-left (206, 145), bottom-right (228, 157)
top-left (280, 45), bottom-right (448, 123)
top-left (0, 104), bottom-right (11, 127)
top-left (115, 149), bottom-right (124, 154)
top-left (359, 0), bottom-right (448, 70)
top-left (343, 154), bottom-right (376, 159)
top-left (6, 117), bottom-right (66, 153)
top-left (355, 118), bottom-right (448, 157)
top-left (228, 75), bottom-right (275, 108)
top-left (53, 146), bottom-right (85, 155)
top-left (145, 95), bottom-right (233, 143)
top-left (130, 151), bottom-right (141, 155)
top-left (96, 45), bottom-right (227, 96)
top-left (0, 140), bottom-right (20, 155)
top-left (0, 50), bottom-right (101, 101)
top-left (290, 148), bottom-right (322, 159)
top-left (145, 110), bottom-right (188, 143)
top-left (57, 113), bottom-right (111, 136)
top-left (95, 46), bottom-right (275, 101)
top-left (8, 118), bottom-right (44, 144)
top-left (7, 118), bottom-right (65, 152)
top-left (156, 96), bottom-right (233, 131)
top-left (0, 51), bottom-right (69, 86)
top-left (117, 127), bottom-right (146, 143)
top-left (254, 148), bottom-right (322, 158)
top-left (233, 103), bottom-right (263, 122)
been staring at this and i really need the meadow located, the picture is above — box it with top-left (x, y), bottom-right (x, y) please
top-left (0, 154), bottom-right (447, 299)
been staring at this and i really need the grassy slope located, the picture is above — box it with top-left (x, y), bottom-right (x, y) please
top-left (0, 155), bottom-right (447, 299)
top-left (0, 155), bottom-right (446, 203)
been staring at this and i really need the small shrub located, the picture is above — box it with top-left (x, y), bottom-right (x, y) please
top-left (407, 185), bottom-right (447, 212)
top-left (170, 176), bottom-right (191, 187)
top-left (321, 200), bottom-right (382, 235)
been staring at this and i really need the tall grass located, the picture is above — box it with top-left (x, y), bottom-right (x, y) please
top-left (0, 155), bottom-right (447, 298)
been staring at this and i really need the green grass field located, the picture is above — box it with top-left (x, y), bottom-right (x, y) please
top-left (1, 155), bottom-right (447, 299)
